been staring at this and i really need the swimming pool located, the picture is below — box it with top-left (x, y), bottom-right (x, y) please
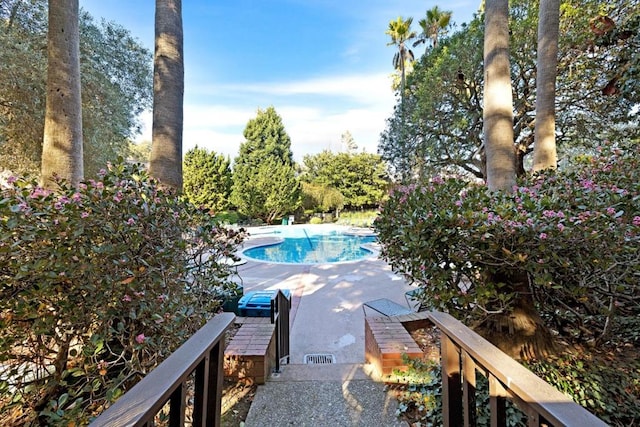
top-left (243, 226), bottom-right (377, 264)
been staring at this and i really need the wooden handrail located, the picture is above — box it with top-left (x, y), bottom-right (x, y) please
top-left (90, 312), bottom-right (235, 427)
top-left (427, 311), bottom-right (608, 427)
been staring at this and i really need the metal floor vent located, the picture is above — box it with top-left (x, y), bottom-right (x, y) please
top-left (303, 353), bottom-right (336, 364)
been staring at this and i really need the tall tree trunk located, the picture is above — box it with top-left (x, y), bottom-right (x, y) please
top-left (483, 0), bottom-right (516, 192)
top-left (532, 0), bottom-right (560, 172)
top-left (481, 0), bottom-right (555, 359)
top-left (150, 0), bottom-right (184, 191)
top-left (41, 0), bottom-right (83, 187)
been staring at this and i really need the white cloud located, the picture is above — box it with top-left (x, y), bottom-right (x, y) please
top-left (138, 71), bottom-right (398, 162)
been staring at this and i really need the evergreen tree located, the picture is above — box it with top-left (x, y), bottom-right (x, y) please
top-left (183, 146), bottom-right (232, 212)
top-left (231, 107), bottom-right (300, 222)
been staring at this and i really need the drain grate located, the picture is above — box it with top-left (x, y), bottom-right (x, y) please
top-left (303, 353), bottom-right (336, 364)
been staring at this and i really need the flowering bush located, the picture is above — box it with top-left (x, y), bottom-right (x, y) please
top-left (376, 141), bottom-right (639, 342)
top-left (0, 162), bottom-right (245, 425)
top-left (375, 140), bottom-right (639, 422)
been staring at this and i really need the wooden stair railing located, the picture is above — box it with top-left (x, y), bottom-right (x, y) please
top-left (90, 312), bottom-right (235, 427)
top-left (428, 311), bottom-right (608, 427)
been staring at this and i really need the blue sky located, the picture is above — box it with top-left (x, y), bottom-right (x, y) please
top-left (80, 1), bottom-right (481, 161)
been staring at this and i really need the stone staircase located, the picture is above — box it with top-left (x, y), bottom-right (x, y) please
top-left (243, 363), bottom-right (406, 426)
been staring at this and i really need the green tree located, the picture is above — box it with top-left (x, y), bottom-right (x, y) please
top-left (380, 18), bottom-right (485, 180)
top-left (380, 0), bottom-right (638, 181)
top-left (0, 0), bottom-right (153, 177)
top-left (231, 107), bottom-right (300, 222)
top-left (150, 0), bottom-right (184, 191)
top-left (413, 6), bottom-right (452, 52)
top-left (41, 0), bottom-right (84, 187)
top-left (236, 106), bottom-right (294, 167)
top-left (341, 130), bottom-right (357, 153)
top-left (301, 150), bottom-right (388, 210)
top-left (79, 14), bottom-right (153, 177)
top-left (183, 146), bottom-right (232, 212)
top-left (301, 182), bottom-right (344, 214)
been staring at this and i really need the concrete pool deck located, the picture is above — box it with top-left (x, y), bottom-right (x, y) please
top-left (235, 225), bottom-right (414, 364)
top-left (234, 226), bottom-right (414, 425)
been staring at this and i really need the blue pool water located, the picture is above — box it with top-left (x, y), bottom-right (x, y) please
top-left (243, 227), bottom-right (377, 264)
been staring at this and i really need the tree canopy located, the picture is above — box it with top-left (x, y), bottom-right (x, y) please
top-left (231, 107), bottom-right (300, 222)
top-left (183, 146), bottom-right (232, 212)
top-left (301, 150), bottom-right (388, 210)
top-left (0, 0), bottom-right (153, 177)
top-left (379, 0), bottom-right (639, 181)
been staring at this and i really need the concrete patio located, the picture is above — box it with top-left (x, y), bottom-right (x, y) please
top-left (232, 226), bottom-right (415, 426)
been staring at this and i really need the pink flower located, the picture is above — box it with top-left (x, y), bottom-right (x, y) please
top-left (539, 233), bottom-right (548, 240)
top-left (135, 334), bottom-right (146, 344)
top-left (7, 176), bottom-right (17, 184)
top-left (127, 217), bottom-right (136, 225)
top-left (113, 192), bottom-right (123, 203)
top-left (81, 211), bottom-right (90, 218)
top-left (633, 216), bottom-right (640, 226)
top-left (455, 200), bottom-right (462, 207)
top-left (29, 188), bottom-right (49, 199)
top-left (581, 180), bottom-right (596, 190)
top-left (557, 223), bottom-right (565, 232)
top-left (71, 192), bottom-right (82, 202)
top-left (122, 294), bottom-right (132, 302)
top-left (606, 207), bottom-right (616, 216)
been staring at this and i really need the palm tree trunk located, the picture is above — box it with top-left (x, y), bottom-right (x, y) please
top-left (41, 0), bottom-right (84, 187)
top-left (483, 0), bottom-right (516, 192)
top-left (532, 0), bottom-right (560, 172)
top-left (150, 0), bottom-right (184, 192)
top-left (481, 0), bottom-right (556, 359)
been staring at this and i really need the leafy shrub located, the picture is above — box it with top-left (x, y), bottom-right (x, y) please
top-left (309, 217), bottom-right (323, 225)
top-left (336, 209), bottom-right (379, 227)
top-left (375, 140), bottom-right (639, 422)
top-left (0, 162), bottom-right (245, 425)
top-left (392, 356), bottom-right (442, 426)
top-left (392, 356), bottom-right (526, 426)
top-left (526, 354), bottom-right (640, 426)
top-left (375, 140), bottom-right (639, 341)
top-left (214, 210), bottom-right (240, 225)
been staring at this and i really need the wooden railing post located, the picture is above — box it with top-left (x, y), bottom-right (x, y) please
top-left (168, 382), bottom-right (186, 427)
top-left (193, 356), bottom-right (209, 425)
top-left (208, 341), bottom-right (225, 427)
top-left (462, 352), bottom-right (477, 427)
top-left (489, 374), bottom-right (507, 427)
top-left (441, 334), bottom-right (463, 426)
